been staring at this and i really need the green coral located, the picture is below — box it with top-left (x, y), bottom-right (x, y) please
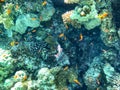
top-left (0, 49), bottom-right (15, 83)
top-left (3, 17), bottom-right (14, 30)
top-left (70, 0), bottom-right (101, 30)
top-left (0, 3), bottom-right (14, 30)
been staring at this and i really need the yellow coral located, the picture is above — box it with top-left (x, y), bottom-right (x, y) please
top-left (98, 12), bottom-right (108, 19)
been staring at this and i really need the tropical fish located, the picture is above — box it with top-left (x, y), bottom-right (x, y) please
top-left (73, 79), bottom-right (82, 87)
top-left (59, 33), bottom-right (67, 40)
top-left (10, 41), bottom-right (18, 46)
top-left (98, 12), bottom-right (108, 19)
top-left (79, 33), bottom-right (83, 41)
top-left (63, 66), bottom-right (69, 70)
top-left (32, 29), bottom-right (36, 33)
top-left (42, 1), bottom-right (47, 6)
top-left (59, 33), bottom-right (64, 38)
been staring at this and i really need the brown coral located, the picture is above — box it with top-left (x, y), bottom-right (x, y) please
top-left (62, 10), bottom-right (73, 25)
top-left (62, 10), bottom-right (81, 28)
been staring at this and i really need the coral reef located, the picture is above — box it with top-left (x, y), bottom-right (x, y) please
top-left (0, 0), bottom-right (120, 90)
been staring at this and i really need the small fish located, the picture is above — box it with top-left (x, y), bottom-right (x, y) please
top-left (42, 1), bottom-right (47, 6)
top-left (63, 66), bottom-right (69, 71)
top-left (98, 12), bottom-right (108, 19)
top-left (73, 79), bottom-right (82, 87)
top-left (40, 16), bottom-right (43, 21)
top-left (79, 33), bottom-right (83, 41)
top-left (31, 18), bottom-right (37, 20)
top-left (109, 35), bottom-right (112, 41)
top-left (102, 28), bottom-right (109, 33)
top-left (59, 33), bottom-right (64, 38)
top-left (23, 75), bottom-right (27, 80)
top-left (32, 29), bottom-right (36, 33)
top-left (96, 79), bottom-right (100, 85)
top-left (6, 9), bottom-right (11, 15)
top-left (54, 45), bottom-right (62, 58)
top-left (10, 41), bottom-right (15, 46)
top-left (15, 4), bottom-right (19, 10)
top-left (10, 41), bottom-right (18, 46)
top-left (59, 33), bottom-right (67, 40)
top-left (65, 24), bottom-right (69, 29)
top-left (96, 87), bottom-right (100, 90)
top-left (102, 49), bottom-right (107, 53)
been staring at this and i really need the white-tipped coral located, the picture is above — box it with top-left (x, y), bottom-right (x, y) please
top-left (64, 0), bottom-right (80, 4)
